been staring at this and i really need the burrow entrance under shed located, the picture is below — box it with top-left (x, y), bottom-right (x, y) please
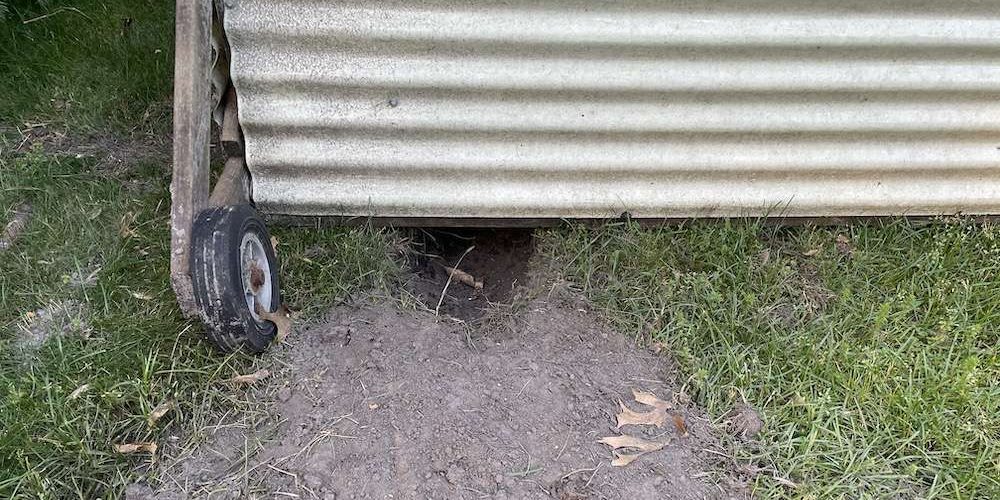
top-left (409, 229), bottom-right (535, 321)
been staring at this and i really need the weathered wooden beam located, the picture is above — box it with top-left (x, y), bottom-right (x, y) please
top-left (220, 85), bottom-right (243, 157)
top-left (209, 156), bottom-right (250, 207)
top-left (170, 0), bottom-right (213, 318)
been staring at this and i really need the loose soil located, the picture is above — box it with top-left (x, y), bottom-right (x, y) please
top-left (409, 229), bottom-right (535, 321)
top-left (130, 295), bottom-right (747, 499)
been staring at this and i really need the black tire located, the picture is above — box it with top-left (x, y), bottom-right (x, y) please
top-left (190, 204), bottom-right (281, 352)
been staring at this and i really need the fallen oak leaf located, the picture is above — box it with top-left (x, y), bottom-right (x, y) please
top-left (598, 435), bottom-right (667, 467)
top-left (610, 452), bottom-right (644, 467)
top-left (616, 389), bottom-right (673, 428)
top-left (598, 435), bottom-right (666, 451)
top-left (227, 369), bottom-right (270, 385)
top-left (632, 388), bottom-right (672, 411)
top-left (616, 399), bottom-right (667, 428)
top-left (147, 400), bottom-right (175, 426)
top-left (255, 302), bottom-right (293, 343)
top-left (630, 389), bottom-right (688, 436)
top-left (114, 442), bottom-right (157, 455)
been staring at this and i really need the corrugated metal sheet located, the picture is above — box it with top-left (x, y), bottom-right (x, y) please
top-left (224, 0), bottom-right (1000, 219)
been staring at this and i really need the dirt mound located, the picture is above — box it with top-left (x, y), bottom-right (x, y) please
top-left (131, 299), bottom-right (745, 499)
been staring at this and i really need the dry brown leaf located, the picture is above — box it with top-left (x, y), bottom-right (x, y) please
top-left (114, 442), bottom-right (158, 455)
top-left (802, 248), bottom-right (821, 257)
top-left (270, 236), bottom-right (279, 251)
top-left (650, 341), bottom-right (667, 354)
top-left (616, 400), bottom-right (666, 428)
top-left (632, 389), bottom-right (672, 410)
top-left (68, 384), bottom-right (90, 400)
top-left (598, 435), bottom-right (665, 451)
top-left (147, 401), bottom-right (174, 426)
top-left (256, 303), bottom-right (293, 343)
top-left (616, 389), bottom-right (673, 428)
top-left (598, 435), bottom-right (667, 467)
top-left (227, 369), bottom-right (271, 385)
top-left (444, 266), bottom-right (484, 291)
top-left (672, 414), bottom-right (689, 436)
top-left (610, 452), bottom-right (645, 467)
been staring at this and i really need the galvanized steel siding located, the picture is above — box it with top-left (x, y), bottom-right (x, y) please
top-left (224, 0), bottom-right (1000, 218)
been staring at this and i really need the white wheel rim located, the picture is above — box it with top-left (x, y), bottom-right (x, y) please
top-left (240, 232), bottom-right (272, 321)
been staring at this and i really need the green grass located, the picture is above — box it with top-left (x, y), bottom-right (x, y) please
top-left (0, 2), bottom-right (401, 497)
top-left (0, 152), bottom-right (400, 499)
top-left (0, 0), bottom-right (173, 132)
top-left (273, 224), bottom-right (404, 317)
top-left (3, 1), bottom-right (999, 498)
top-left (0, 153), bottom-right (248, 498)
top-left (543, 221), bottom-right (1000, 498)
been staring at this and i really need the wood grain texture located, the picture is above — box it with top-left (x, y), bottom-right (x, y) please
top-left (170, 0), bottom-right (213, 318)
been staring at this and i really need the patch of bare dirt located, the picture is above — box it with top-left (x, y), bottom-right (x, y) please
top-left (1, 124), bottom-right (169, 170)
top-left (757, 238), bottom-right (836, 329)
top-left (13, 299), bottom-right (92, 352)
top-left (131, 297), bottom-right (747, 499)
top-left (0, 203), bottom-right (32, 252)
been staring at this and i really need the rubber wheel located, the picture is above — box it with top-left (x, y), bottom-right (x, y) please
top-left (190, 204), bottom-right (281, 352)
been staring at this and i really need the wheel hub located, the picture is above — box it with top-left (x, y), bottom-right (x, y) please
top-left (240, 232), bottom-right (272, 320)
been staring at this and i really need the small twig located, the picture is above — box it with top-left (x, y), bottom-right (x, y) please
top-left (459, 485), bottom-right (487, 496)
top-left (585, 463), bottom-right (604, 487)
top-left (702, 447), bottom-right (736, 460)
top-left (560, 467), bottom-right (597, 480)
top-left (435, 245), bottom-right (475, 316)
top-left (436, 358), bottom-right (464, 369)
top-left (507, 443), bottom-right (544, 478)
top-left (507, 464), bottom-right (544, 478)
top-left (555, 434), bottom-right (571, 460)
top-left (515, 379), bottom-right (531, 397)
top-left (22, 7), bottom-right (92, 24)
top-left (267, 463), bottom-right (298, 479)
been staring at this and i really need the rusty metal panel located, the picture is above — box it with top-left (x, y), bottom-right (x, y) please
top-left (223, 0), bottom-right (1000, 219)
